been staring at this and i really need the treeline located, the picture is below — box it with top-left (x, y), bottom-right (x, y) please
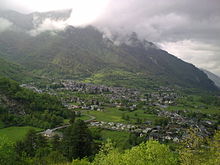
top-left (0, 77), bottom-right (62, 111)
top-left (1, 110), bottom-right (65, 129)
top-left (0, 122), bottom-right (219, 165)
top-left (0, 119), bottom-right (96, 165)
top-left (200, 95), bottom-right (220, 106)
top-left (0, 76), bottom-right (68, 128)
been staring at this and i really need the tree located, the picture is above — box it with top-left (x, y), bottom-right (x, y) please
top-left (45, 151), bottom-right (67, 164)
top-left (179, 128), bottom-right (220, 165)
top-left (0, 136), bottom-right (17, 165)
top-left (15, 129), bottom-right (37, 157)
top-left (63, 119), bottom-right (94, 160)
top-left (72, 158), bottom-right (91, 165)
top-left (127, 133), bottom-right (146, 147)
top-left (93, 139), bottom-right (121, 165)
top-left (206, 130), bottom-right (220, 165)
top-left (15, 129), bottom-right (48, 157)
top-left (51, 134), bottom-right (61, 152)
top-left (69, 111), bottom-right (76, 124)
top-left (93, 140), bottom-right (178, 165)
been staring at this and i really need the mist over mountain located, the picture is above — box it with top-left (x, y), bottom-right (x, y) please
top-left (202, 69), bottom-right (220, 89)
top-left (0, 9), bottom-right (71, 33)
top-left (0, 10), bottom-right (218, 91)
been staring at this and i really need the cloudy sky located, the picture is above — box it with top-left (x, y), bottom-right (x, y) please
top-left (1, 0), bottom-right (220, 76)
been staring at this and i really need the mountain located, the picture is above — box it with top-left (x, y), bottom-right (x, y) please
top-left (201, 69), bottom-right (220, 88)
top-left (0, 10), bottom-right (217, 91)
top-left (0, 55), bottom-right (29, 81)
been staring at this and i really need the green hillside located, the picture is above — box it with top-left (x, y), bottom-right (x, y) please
top-left (0, 56), bottom-right (27, 81)
top-left (0, 76), bottom-right (67, 129)
top-left (0, 10), bottom-right (217, 91)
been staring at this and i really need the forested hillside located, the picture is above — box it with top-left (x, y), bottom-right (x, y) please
top-left (0, 76), bottom-right (67, 128)
top-left (0, 56), bottom-right (29, 81)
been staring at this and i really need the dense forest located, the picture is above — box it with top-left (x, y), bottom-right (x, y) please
top-left (0, 76), bottom-right (68, 129)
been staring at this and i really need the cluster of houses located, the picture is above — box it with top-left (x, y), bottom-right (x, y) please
top-left (60, 82), bottom-right (179, 112)
top-left (89, 120), bottom-right (181, 142)
top-left (146, 90), bottom-right (178, 107)
top-left (157, 110), bottom-right (217, 138)
top-left (89, 106), bottom-right (217, 142)
top-left (54, 80), bottom-right (141, 111)
top-left (22, 80), bottom-right (178, 113)
top-left (60, 80), bottom-right (141, 101)
top-left (22, 81), bottom-right (218, 142)
top-left (60, 80), bottom-right (111, 94)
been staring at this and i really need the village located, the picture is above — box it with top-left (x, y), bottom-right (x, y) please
top-left (21, 80), bottom-right (218, 142)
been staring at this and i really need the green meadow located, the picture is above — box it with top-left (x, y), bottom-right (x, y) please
top-left (85, 108), bottom-right (158, 124)
top-left (0, 126), bottom-right (42, 142)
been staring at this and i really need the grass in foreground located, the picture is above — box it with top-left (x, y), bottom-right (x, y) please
top-left (0, 126), bottom-right (42, 142)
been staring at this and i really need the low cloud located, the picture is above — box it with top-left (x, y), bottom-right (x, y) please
top-left (160, 40), bottom-right (220, 76)
top-left (29, 18), bottom-right (68, 36)
top-left (0, 17), bottom-right (13, 32)
top-left (93, 0), bottom-right (220, 76)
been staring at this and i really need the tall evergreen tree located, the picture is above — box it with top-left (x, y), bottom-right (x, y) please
top-left (63, 119), bottom-right (94, 160)
top-left (51, 134), bottom-right (61, 152)
top-left (15, 129), bottom-right (48, 157)
top-left (69, 111), bottom-right (76, 124)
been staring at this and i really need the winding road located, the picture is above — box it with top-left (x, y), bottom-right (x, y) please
top-left (41, 112), bottom-right (96, 135)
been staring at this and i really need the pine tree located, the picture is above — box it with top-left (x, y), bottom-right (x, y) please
top-left (51, 134), bottom-right (61, 152)
top-left (15, 129), bottom-right (48, 157)
top-left (69, 111), bottom-right (76, 124)
top-left (63, 119), bottom-right (94, 160)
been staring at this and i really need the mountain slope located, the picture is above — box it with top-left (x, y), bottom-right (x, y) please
top-left (202, 69), bottom-right (220, 88)
top-left (0, 55), bottom-right (30, 82)
top-left (0, 76), bottom-right (66, 128)
top-left (0, 10), bottom-right (217, 91)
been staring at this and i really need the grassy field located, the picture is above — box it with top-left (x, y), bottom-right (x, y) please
top-left (85, 108), bottom-right (158, 124)
top-left (165, 95), bottom-right (220, 114)
top-left (0, 126), bottom-right (42, 142)
top-left (90, 127), bottom-right (130, 149)
top-left (100, 129), bottom-right (130, 144)
top-left (126, 110), bottom-right (158, 121)
top-left (77, 115), bottom-right (91, 121)
top-left (85, 108), bottom-right (125, 123)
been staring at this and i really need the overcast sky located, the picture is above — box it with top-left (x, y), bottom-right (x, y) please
top-left (1, 0), bottom-right (220, 76)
